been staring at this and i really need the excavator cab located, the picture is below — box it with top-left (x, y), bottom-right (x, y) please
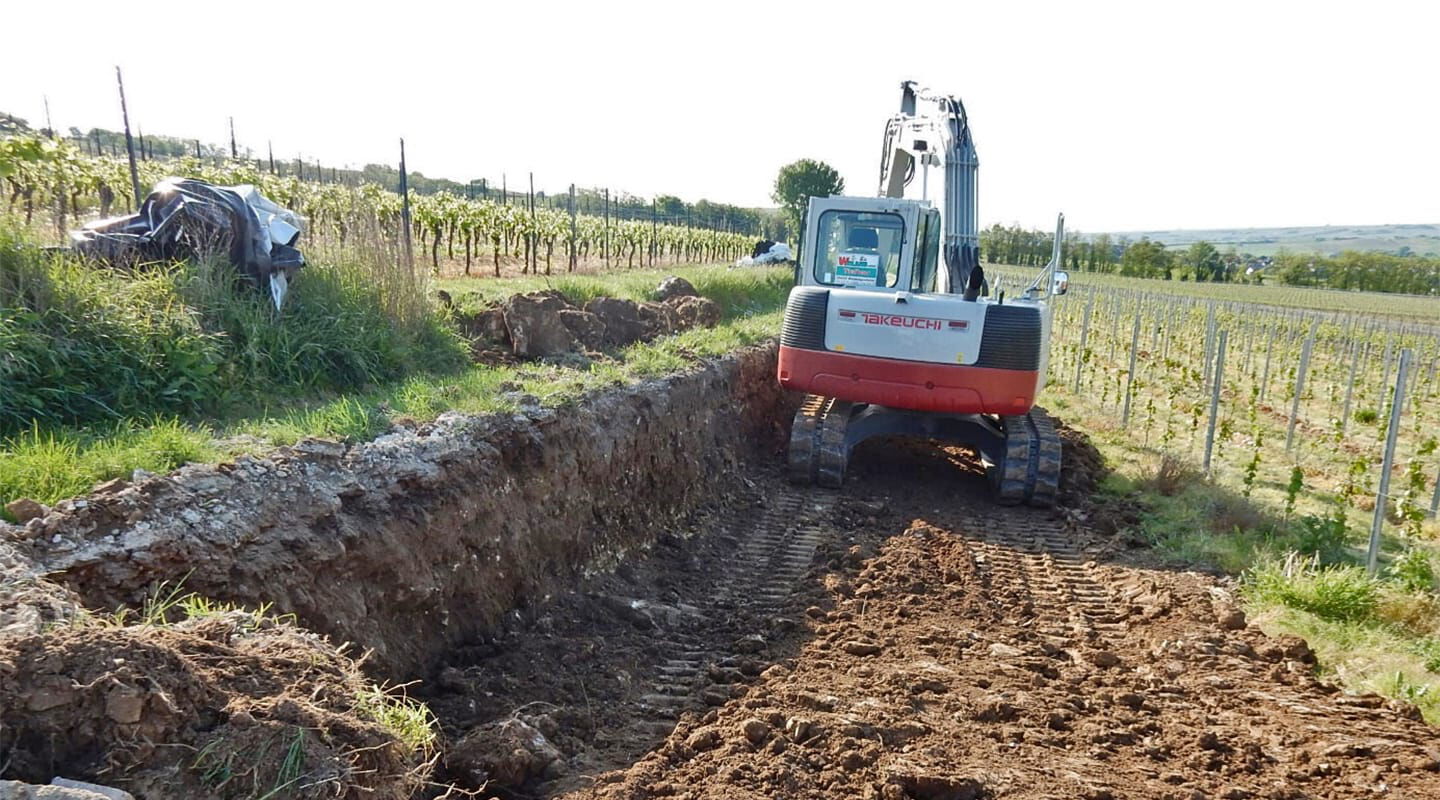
top-left (805, 197), bottom-right (922, 291)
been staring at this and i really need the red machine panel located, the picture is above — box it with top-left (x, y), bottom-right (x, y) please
top-left (778, 346), bottom-right (1040, 415)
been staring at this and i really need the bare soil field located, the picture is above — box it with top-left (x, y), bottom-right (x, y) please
top-left (419, 433), bottom-right (1440, 799)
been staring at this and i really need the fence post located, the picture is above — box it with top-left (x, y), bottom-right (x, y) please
top-left (398, 138), bottom-right (414, 274)
top-left (1429, 462), bottom-right (1440, 519)
top-left (1368, 349), bottom-right (1413, 575)
top-left (1285, 334), bottom-right (1314, 453)
top-left (1202, 302), bottom-right (1216, 390)
top-left (115, 66), bottom-right (143, 211)
top-left (1341, 340), bottom-right (1361, 436)
top-left (1121, 315), bottom-right (1142, 425)
top-left (1378, 341), bottom-right (1394, 417)
top-left (1204, 330), bottom-right (1228, 476)
top-left (568, 183), bottom-right (577, 272)
top-left (1073, 293), bottom-right (1094, 393)
top-left (1259, 327), bottom-right (1277, 404)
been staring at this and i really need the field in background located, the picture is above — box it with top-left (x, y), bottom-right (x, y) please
top-left (1103, 222), bottom-right (1440, 257)
top-left (992, 263), bottom-right (1440, 320)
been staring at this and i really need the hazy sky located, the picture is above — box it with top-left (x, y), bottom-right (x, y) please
top-left (3, 0), bottom-right (1437, 232)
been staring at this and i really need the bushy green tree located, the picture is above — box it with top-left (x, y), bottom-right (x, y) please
top-left (1120, 238), bottom-right (1173, 279)
top-left (1184, 241), bottom-right (1224, 281)
top-left (772, 159), bottom-right (844, 249)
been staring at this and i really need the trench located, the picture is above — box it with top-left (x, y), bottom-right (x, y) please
top-left (15, 343), bottom-right (796, 682)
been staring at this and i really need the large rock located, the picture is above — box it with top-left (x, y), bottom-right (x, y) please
top-left (459, 307), bottom-right (509, 348)
top-left (504, 293), bottom-right (579, 357)
top-left (0, 781), bottom-right (119, 800)
top-left (655, 275), bottom-right (699, 302)
top-left (638, 301), bottom-right (681, 337)
top-left (558, 309), bottom-right (608, 351)
top-left (584, 297), bottom-right (649, 346)
top-left (447, 718), bottom-right (563, 791)
top-left (667, 295), bottom-right (722, 329)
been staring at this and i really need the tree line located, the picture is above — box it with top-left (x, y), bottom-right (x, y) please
top-left (981, 222), bottom-right (1439, 295)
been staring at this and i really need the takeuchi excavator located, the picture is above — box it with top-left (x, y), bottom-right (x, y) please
top-left (779, 81), bottom-right (1069, 507)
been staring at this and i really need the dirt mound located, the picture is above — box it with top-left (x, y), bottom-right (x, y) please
top-left (461, 279), bottom-right (723, 361)
top-left (530, 441), bottom-right (1440, 800)
top-left (0, 613), bottom-right (428, 799)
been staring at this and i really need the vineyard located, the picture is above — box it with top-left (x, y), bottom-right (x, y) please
top-left (0, 135), bottom-right (756, 276)
top-left (1006, 265), bottom-right (1440, 717)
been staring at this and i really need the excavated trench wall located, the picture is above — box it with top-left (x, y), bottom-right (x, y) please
top-left (8, 344), bottom-right (792, 678)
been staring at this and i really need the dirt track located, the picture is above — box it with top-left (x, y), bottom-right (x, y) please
top-left (427, 431), bottom-right (1440, 799)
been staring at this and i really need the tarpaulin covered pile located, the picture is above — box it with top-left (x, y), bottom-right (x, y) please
top-left (70, 178), bottom-right (306, 309)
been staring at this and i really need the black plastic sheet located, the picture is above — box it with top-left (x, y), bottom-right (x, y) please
top-left (70, 179), bottom-right (305, 308)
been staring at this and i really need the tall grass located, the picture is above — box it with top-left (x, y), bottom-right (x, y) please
top-left (0, 220), bottom-right (467, 435)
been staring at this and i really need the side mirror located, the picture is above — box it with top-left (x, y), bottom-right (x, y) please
top-left (1051, 270), bottom-right (1070, 296)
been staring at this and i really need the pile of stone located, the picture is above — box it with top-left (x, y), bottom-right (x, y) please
top-left (457, 276), bottom-right (723, 360)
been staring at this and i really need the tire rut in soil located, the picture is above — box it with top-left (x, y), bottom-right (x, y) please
top-left (559, 431), bottom-right (1440, 800)
top-left (429, 476), bottom-right (842, 796)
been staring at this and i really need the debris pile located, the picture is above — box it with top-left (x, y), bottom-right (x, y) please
top-left (455, 276), bottom-right (722, 361)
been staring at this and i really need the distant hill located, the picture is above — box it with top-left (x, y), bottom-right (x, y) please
top-left (1101, 223), bottom-right (1440, 257)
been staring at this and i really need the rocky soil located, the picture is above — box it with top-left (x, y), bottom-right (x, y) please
top-left (448, 276), bottom-right (722, 363)
top-left (416, 436), bottom-right (1440, 799)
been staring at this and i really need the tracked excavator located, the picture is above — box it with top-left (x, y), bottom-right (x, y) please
top-left (779, 81), bottom-right (1069, 507)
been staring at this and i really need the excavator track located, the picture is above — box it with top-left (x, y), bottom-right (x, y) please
top-left (792, 395), bottom-right (1059, 507)
top-left (787, 395), bottom-right (852, 486)
top-left (989, 406), bottom-right (1061, 508)
top-left (786, 394), bottom-right (826, 484)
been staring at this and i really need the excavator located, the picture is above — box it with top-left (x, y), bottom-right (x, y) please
top-left (779, 81), bottom-right (1068, 507)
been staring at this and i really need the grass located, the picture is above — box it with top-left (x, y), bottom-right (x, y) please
top-left (353, 684), bottom-right (439, 756)
top-left (0, 256), bottom-right (791, 512)
top-left (0, 420), bottom-right (219, 510)
top-left (1246, 555), bottom-right (1380, 623)
top-left (1, 221), bottom-right (467, 436)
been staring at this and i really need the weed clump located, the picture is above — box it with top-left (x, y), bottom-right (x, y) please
top-left (1246, 555), bottom-right (1378, 623)
top-left (1146, 453), bottom-right (1199, 496)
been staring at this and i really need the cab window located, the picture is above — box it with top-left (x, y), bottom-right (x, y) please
top-left (812, 210), bottom-right (904, 288)
top-left (911, 209), bottom-right (941, 293)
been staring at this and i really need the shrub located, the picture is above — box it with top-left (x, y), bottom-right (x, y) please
top-left (1246, 556), bottom-right (1379, 623)
top-left (1146, 453), bottom-right (1198, 497)
top-left (1293, 514), bottom-right (1353, 565)
top-left (1389, 547), bottom-right (1438, 594)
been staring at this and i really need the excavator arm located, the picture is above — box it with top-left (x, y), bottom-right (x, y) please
top-left (877, 81), bottom-right (981, 296)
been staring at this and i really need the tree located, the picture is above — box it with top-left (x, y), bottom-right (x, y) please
top-left (654, 194), bottom-right (685, 220)
top-left (772, 159), bottom-right (844, 248)
top-left (1119, 238), bottom-right (1172, 279)
top-left (1183, 241), bottom-right (1223, 282)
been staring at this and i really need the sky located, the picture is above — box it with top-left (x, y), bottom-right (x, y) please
top-left (3, 0), bottom-right (1437, 233)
